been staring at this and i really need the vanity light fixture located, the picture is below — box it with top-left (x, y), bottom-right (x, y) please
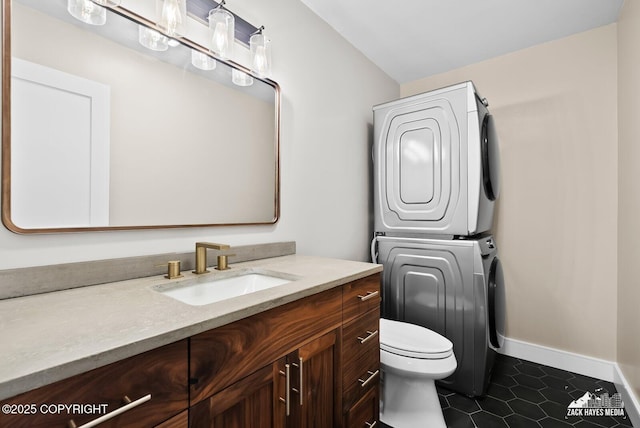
top-left (191, 50), bottom-right (217, 71)
top-left (208, 1), bottom-right (235, 59)
top-left (232, 69), bottom-right (253, 87)
top-left (138, 25), bottom-right (169, 51)
top-left (249, 26), bottom-right (271, 78)
top-left (67, 0), bottom-right (107, 26)
top-left (156, 0), bottom-right (187, 37)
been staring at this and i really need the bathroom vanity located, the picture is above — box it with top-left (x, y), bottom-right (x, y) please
top-left (0, 255), bottom-right (381, 427)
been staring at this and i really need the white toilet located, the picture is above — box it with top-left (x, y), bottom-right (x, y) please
top-left (379, 318), bottom-right (457, 428)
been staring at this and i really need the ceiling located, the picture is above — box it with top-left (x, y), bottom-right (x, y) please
top-left (300, 0), bottom-right (625, 84)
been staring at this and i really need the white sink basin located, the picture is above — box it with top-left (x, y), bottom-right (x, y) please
top-left (154, 269), bottom-right (297, 306)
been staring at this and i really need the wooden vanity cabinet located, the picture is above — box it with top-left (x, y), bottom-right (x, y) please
top-left (0, 340), bottom-right (189, 428)
top-left (189, 273), bottom-right (381, 428)
top-left (0, 273), bottom-right (381, 428)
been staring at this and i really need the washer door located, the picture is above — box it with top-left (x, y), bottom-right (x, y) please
top-left (488, 257), bottom-right (505, 349)
top-left (481, 114), bottom-right (501, 201)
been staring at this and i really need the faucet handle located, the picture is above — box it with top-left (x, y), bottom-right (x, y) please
top-left (216, 253), bottom-right (236, 271)
top-left (165, 261), bottom-right (183, 279)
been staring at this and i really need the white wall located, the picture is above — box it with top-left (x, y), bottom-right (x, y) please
top-left (402, 25), bottom-right (619, 361)
top-left (617, 0), bottom-right (640, 401)
top-left (0, 0), bottom-right (399, 269)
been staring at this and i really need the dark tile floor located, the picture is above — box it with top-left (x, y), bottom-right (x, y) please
top-left (382, 354), bottom-right (635, 428)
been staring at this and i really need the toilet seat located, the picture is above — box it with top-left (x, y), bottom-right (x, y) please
top-left (380, 318), bottom-right (453, 359)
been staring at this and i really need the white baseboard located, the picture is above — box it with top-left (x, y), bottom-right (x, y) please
top-left (499, 337), bottom-right (616, 381)
top-left (614, 363), bottom-right (640, 428)
top-left (498, 336), bottom-right (639, 427)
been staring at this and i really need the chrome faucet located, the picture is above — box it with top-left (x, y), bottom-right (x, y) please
top-left (194, 242), bottom-right (234, 274)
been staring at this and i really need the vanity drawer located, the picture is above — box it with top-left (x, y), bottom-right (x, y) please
top-left (343, 274), bottom-right (381, 323)
top-left (345, 385), bottom-right (379, 428)
top-left (0, 340), bottom-right (188, 428)
top-left (343, 341), bottom-right (380, 410)
top-left (342, 308), bottom-right (380, 366)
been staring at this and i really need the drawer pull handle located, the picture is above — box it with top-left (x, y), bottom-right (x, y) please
top-left (299, 357), bottom-right (304, 406)
top-left (357, 291), bottom-right (379, 302)
top-left (357, 330), bottom-right (379, 344)
top-left (291, 357), bottom-right (304, 406)
top-left (67, 394), bottom-right (151, 428)
top-left (365, 421), bottom-right (378, 428)
top-left (278, 364), bottom-right (291, 416)
top-left (358, 370), bottom-right (379, 388)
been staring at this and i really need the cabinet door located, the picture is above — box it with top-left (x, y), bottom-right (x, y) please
top-left (190, 287), bottom-right (342, 406)
top-left (289, 330), bottom-right (338, 428)
top-left (190, 361), bottom-right (286, 428)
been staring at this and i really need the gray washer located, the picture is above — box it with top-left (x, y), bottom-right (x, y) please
top-left (374, 235), bottom-right (505, 397)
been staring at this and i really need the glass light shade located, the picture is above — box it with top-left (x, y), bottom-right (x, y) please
top-left (191, 50), bottom-right (217, 71)
top-left (138, 26), bottom-right (169, 51)
top-left (156, 0), bottom-right (186, 37)
top-left (67, 0), bottom-right (106, 25)
top-left (232, 69), bottom-right (253, 87)
top-left (250, 32), bottom-right (271, 77)
top-left (208, 7), bottom-right (235, 58)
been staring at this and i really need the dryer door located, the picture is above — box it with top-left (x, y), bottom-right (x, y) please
top-left (488, 256), bottom-right (505, 349)
top-left (481, 114), bottom-right (501, 201)
top-left (373, 85), bottom-right (469, 235)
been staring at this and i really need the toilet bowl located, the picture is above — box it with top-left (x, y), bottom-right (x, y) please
top-left (379, 318), bottom-right (457, 428)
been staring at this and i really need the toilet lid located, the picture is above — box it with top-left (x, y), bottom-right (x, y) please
top-left (380, 318), bottom-right (453, 359)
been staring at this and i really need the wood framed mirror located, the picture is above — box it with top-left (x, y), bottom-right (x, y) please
top-left (1, 0), bottom-right (280, 233)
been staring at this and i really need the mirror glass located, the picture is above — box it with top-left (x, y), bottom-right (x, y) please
top-left (2, 0), bottom-right (280, 233)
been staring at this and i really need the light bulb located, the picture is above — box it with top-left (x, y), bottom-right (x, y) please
top-left (67, 0), bottom-right (106, 25)
top-left (138, 25), bottom-right (169, 51)
top-left (157, 0), bottom-right (186, 37)
top-left (212, 22), bottom-right (229, 56)
top-left (191, 51), bottom-right (217, 71)
top-left (208, 6), bottom-right (235, 58)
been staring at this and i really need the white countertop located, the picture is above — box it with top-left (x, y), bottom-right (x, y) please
top-left (0, 255), bottom-right (382, 400)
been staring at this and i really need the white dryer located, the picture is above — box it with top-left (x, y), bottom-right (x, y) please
top-left (373, 81), bottom-right (500, 237)
top-left (372, 234), bottom-right (506, 397)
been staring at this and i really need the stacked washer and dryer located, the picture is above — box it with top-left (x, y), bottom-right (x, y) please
top-left (371, 81), bottom-right (506, 397)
